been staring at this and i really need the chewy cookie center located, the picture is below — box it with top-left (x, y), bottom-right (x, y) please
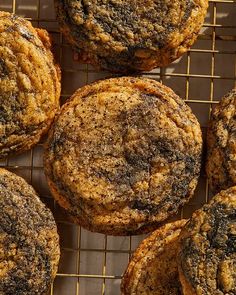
top-left (49, 85), bottom-right (200, 215)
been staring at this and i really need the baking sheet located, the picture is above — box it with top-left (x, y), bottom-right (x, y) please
top-left (0, 0), bottom-right (236, 294)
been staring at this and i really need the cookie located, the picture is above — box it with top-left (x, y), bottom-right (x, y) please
top-left (44, 77), bottom-right (202, 235)
top-left (0, 11), bottom-right (61, 159)
top-left (178, 187), bottom-right (236, 295)
top-left (54, 0), bottom-right (208, 72)
top-left (206, 89), bottom-right (236, 194)
top-left (121, 220), bottom-right (187, 295)
top-left (0, 168), bottom-right (60, 295)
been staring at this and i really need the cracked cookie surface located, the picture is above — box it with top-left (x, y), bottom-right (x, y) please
top-left (178, 187), bottom-right (236, 295)
top-left (55, 0), bottom-right (208, 72)
top-left (44, 77), bottom-right (202, 235)
top-left (206, 89), bottom-right (236, 194)
top-left (121, 220), bottom-right (187, 295)
top-left (0, 11), bottom-right (61, 159)
top-left (0, 168), bottom-right (60, 295)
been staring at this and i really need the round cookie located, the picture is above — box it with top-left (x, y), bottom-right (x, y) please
top-left (121, 220), bottom-right (187, 295)
top-left (0, 168), bottom-right (60, 295)
top-left (55, 0), bottom-right (208, 72)
top-left (178, 187), bottom-right (236, 295)
top-left (206, 89), bottom-right (236, 194)
top-left (0, 11), bottom-right (61, 159)
top-left (44, 77), bottom-right (202, 235)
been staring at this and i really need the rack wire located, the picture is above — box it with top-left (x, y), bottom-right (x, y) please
top-left (0, 0), bottom-right (236, 294)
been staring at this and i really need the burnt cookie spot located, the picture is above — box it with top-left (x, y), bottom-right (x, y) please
top-left (55, 0), bottom-right (208, 72)
top-left (130, 200), bottom-right (158, 214)
top-left (227, 234), bottom-right (236, 254)
top-left (179, 190), bottom-right (236, 295)
top-left (0, 169), bottom-right (60, 295)
top-left (171, 178), bottom-right (192, 198)
top-left (0, 58), bottom-right (9, 78)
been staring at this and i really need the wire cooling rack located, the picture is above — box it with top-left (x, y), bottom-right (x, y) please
top-left (0, 1), bottom-right (236, 294)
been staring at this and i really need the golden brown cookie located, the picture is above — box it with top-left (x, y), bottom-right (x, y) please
top-left (178, 187), bottom-right (236, 295)
top-left (0, 168), bottom-right (60, 295)
top-left (0, 11), bottom-right (61, 159)
top-left (54, 0), bottom-right (208, 72)
top-left (206, 89), bottom-right (236, 194)
top-left (44, 77), bottom-right (202, 235)
top-left (121, 220), bottom-right (187, 295)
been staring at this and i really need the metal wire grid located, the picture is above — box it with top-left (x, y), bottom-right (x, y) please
top-left (0, 0), bottom-right (236, 294)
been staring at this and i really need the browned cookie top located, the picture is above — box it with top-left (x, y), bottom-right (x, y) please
top-left (55, 0), bottom-right (208, 72)
top-left (206, 89), bottom-right (236, 194)
top-left (0, 168), bottom-right (60, 295)
top-left (178, 187), bottom-right (236, 295)
top-left (44, 77), bottom-right (202, 235)
top-left (121, 220), bottom-right (187, 295)
top-left (0, 11), bottom-right (61, 159)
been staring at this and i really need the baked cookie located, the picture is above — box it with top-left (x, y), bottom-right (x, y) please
top-left (121, 220), bottom-right (187, 295)
top-left (0, 11), bottom-right (61, 159)
top-left (178, 187), bottom-right (236, 295)
top-left (206, 89), bottom-right (236, 194)
top-left (0, 168), bottom-right (60, 295)
top-left (54, 0), bottom-right (208, 72)
top-left (44, 77), bottom-right (202, 235)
